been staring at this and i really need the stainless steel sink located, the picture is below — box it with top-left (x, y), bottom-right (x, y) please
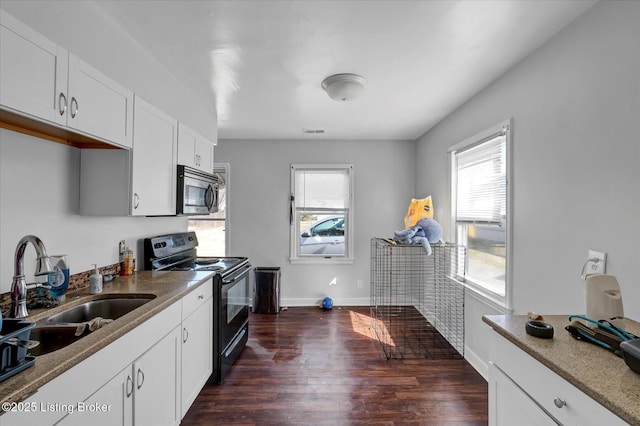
top-left (28, 295), bottom-right (156, 356)
top-left (28, 325), bottom-right (85, 356)
top-left (46, 295), bottom-right (156, 324)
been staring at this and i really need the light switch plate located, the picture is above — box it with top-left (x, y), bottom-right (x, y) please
top-left (587, 250), bottom-right (606, 274)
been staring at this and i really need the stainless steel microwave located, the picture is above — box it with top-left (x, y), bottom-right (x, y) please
top-left (176, 165), bottom-right (218, 215)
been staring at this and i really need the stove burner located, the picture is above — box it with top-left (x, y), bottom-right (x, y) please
top-left (196, 265), bottom-right (224, 272)
top-left (171, 267), bottom-right (194, 271)
top-left (194, 257), bottom-right (220, 265)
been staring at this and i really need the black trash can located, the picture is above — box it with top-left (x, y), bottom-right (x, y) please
top-left (253, 267), bottom-right (281, 313)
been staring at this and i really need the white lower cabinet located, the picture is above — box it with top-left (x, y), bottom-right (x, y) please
top-left (58, 326), bottom-right (180, 426)
top-left (133, 326), bottom-right (181, 426)
top-left (57, 368), bottom-right (131, 426)
top-left (488, 331), bottom-right (626, 425)
top-left (180, 280), bottom-right (213, 418)
top-left (488, 362), bottom-right (556, 426)
top-left (0, 283), bottom-right (213, 426)
top-left (1, 300), bottom-right (183, 426)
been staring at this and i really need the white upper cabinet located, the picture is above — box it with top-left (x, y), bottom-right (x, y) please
top-left (178, 122), bottom-right (215, 174)
top-left (79, 96), bottom-right (177, 216)
top-left (130, 96), bottom-right (178, 216)
top-left (0, 10), bottom-right (68, 125)
top-left (0, 10), bottom-right (133, 148)
top-left (65, 53), bottom-right (133, 148)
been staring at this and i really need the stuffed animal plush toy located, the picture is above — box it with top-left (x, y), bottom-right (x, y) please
top-left (404, 196), bottom-right (434, 228)
top-left (393, 218), bottom-right (443, 255)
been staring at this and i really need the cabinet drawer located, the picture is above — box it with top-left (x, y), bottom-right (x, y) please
top-left (491, 334), bottom-right (624, 425)
top-left (489, 361), bottom-right (556, 425)
top-left (182, 279), bottom-right (213, 319)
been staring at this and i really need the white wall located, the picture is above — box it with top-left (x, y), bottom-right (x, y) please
top-left (0, 129), bottom-right (188, 291)
top-left (416, 0), bottom-right (640, 376)
top-left (215, 138), bottom-right (415, 306)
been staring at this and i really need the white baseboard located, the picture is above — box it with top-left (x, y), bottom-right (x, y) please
top-left (464, 345), bottom-right (489, 381)
top-left (281, 297), bottom-right (370, 308)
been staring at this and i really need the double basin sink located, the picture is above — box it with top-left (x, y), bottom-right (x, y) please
top-left (29, 295), bottom-right (155, 356)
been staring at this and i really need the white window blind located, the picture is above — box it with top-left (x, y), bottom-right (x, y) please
top-left (454, 133), bottom-right (506, 224)
top-left (294, 169), bottom-right (350, 211)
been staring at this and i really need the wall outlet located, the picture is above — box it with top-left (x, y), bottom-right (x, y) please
top-left (357, 280), bottom-right (364, 289)
top-left (587, 250), bottom-right (606, 274)
top-left (119, 240), bottom-right (126, 255)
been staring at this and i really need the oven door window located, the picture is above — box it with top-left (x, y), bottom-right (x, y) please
top-left (221, 267), bottom-right (250, 352)
top-left (227, 276), bottom-right (246, 323)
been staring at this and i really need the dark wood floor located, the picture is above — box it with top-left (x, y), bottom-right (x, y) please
top-left (182, 306), bottom-right (488, 425)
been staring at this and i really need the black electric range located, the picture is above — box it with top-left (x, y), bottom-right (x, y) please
top-left (143, 231), bottom-right (247, 274)
top-left (142, 231), bottom-right (251, 384)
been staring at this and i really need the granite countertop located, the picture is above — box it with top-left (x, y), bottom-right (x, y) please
top-left (0, 270), bottom-right (214, 406)
top-left (483, 314), bottom-right (640, 425)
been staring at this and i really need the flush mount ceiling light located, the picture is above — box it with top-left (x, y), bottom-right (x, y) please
top-left (321, 73), bottom-right (366, 102)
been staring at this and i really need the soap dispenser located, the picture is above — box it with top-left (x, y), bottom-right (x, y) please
top-left (89, 264), bottom-right (103, 294)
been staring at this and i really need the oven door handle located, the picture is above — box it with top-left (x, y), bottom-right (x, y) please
top-left (222, 264), bottom-right (251, 285)
top-left (224, 327), bottom-right (247, 358)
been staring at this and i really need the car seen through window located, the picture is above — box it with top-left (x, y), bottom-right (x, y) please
top-left (300, 215), bottom-right (345, 255)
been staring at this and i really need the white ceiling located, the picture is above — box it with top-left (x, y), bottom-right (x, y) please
top-left (93, 0), bottom-right (596, 141)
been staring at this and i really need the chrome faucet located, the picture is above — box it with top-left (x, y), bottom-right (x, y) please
top-left (9, 235), bottom-right (55, 318)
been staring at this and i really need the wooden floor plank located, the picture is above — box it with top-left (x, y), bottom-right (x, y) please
top-left (182, 306), bottom-right (488, 425)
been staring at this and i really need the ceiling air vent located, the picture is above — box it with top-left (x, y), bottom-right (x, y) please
top-left (303, 129), bottom-right (325, 134)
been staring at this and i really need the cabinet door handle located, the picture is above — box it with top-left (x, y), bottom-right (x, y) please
top-left (58, 93), bottom-right (67, 116)
top-left (126, 374), bottom-right (133, 397)
top-left (136, 368), bottom-right (145, 390)
top-left (70, 97), bottom-right (78, 118)
top-left (134, 193), bottom-right (140, 209)
top-left (183, 327), bottom-right (189, 343)
top-left (553, 397), bottom-right (566, 408)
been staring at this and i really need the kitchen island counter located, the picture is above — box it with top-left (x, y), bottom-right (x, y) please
top-left (483, 314), bottom-right (640, 425)
top-left (0, 270), bottom-right (214, 408)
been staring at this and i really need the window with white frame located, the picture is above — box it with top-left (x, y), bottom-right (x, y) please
top-left (290, 164), bottom-right (354, 263)
top-left (450, 120), bottom-right (511, 308)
